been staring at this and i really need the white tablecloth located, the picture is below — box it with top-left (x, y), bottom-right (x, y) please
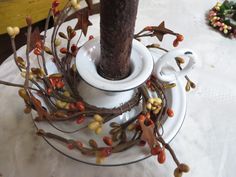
top-left (1, 0), bottom-right (236, 176)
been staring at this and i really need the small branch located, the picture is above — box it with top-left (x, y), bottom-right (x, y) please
top-left (24, 21), bottom-right (32, 89)
top-left (0, 80), bottom-right (39, 91)
top-left (146, 44), bottom-right (169, 52)
top-left (41, 9), bottom-right (53, 75)
top-left (10, 38), bottom-right (22, 71)
top-left (156, 129), bottom-right (180, 166)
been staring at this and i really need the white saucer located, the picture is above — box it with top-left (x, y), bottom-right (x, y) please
top-left (32, 49), bottom-right (186, 166)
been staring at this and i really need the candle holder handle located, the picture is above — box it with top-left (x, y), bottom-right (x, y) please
top-left (154, 48), bottom-right (198, 82)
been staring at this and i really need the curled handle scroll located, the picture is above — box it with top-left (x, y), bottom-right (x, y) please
top-left (154, 48), bottom-right (198, 82)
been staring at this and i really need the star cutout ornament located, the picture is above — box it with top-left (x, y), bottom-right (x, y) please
top-left (29, 27), bottom-right (44, 52)
top-left (138, 115), bottom-right (157, 148)
top-left (74, 10), bottom-right (92, 36)
top-left (153, 21), bottom-right (174, 41)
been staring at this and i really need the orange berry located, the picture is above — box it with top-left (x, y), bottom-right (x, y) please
top-left (76, 116), bottom-right (85, 124)
top-left (76, 101), bottom-right (85, 111)
top-left (56, 81), bottom-right (65, 89)
top-left (67, 143), bottom-right (74, 150)
top-left (157, 149), bottom-right (166, 164)
top-left (34, 48), bottom-right (41, 55)
top-left (47, 88), bottom-right (53, 95)
top-left (167, 108), bottom-right (174, 117)
top-left (100, 147), bottom-right (112, 157)
top-left (103, 136), bottom-right (113, 146)
top-left (138, 114), bottom-right (146, 122)
top-left (151, 144), bottom-right (162, 155)
top-left (173, 39), bottom-right (179, 47)
top-left (69, 103), bottom-right (76, 110)
top-left (177, 34), bottom-right (184, 41)
top-left (76, 140), bottom-right (83, 148)
top-left (60, 47), bottom-right (67, 54)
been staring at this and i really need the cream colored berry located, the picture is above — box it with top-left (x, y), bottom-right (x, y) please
top-left (88, 121), bottom-right (100, 130)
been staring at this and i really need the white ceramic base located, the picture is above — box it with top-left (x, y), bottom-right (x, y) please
top-left (77, 80), bottom-right (137, 108)
top-left (76, 38), bottom-right (154, 92)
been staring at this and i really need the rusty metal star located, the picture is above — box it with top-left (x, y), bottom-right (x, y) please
top-left (29, 27), bottom-right (44, 52)
top-left (153, 21), bottom-right (174, 41)
top-left (74, 9), bottom-right (92, 36)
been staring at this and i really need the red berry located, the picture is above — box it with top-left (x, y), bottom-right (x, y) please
top-left (103, 136), bottom-right (113, 146)
top-left (177, 34), bottom-right (184, 42)
top-left (75, 101), bottom-right (85, 111)
top-left (167, 108), bottom-right (174, 117)
top-left (135, 124), bottom-right (141, 131)
top-left (34, 48), bottom-right (41, 55)
top-left (49, 78), bottom-right (57, 87)
top-left (151, 144), bottom-right (162, 155)
top-left (139, 140), bottom-right (146, 146)
top-left (56, 81), bottom-right (65, 89)
top-left (70, 31), bottom-right (76, 39)
top-left (173, 39), bottom-right (179, 47)
top-left (144, 118), bottom-right (153, 126)
top-left (52, 0), bottom-right (60, 8)
top-left (76, 140), bottom-right (83, 148)
top-left (47, 88), bottom-right (53, 95)
top-left (100, 147), bottom-right (112, 157)
top-left (69, 103), bottom-right (76, 110)
top-left (60, 47), bottom-right (68, 54)
top-left (146, 80), bottom-right (151, 88)
top-left (138, 115), bottom-right (146, 122)
top-left (89, 35), bottom-right (94, 40)
top-left (157, 149), bottom-right (166, 164)
top-left (67, 143), bottom-right (74, 150)
top-left (76, 116), bottom-right (85, 124)
top-left (71, 44), bottom-right (77, 53)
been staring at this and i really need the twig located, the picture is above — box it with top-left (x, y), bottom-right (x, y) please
top-left (0, 80), bottom-right (39, 91)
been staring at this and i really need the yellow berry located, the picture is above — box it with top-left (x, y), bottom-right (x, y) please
top-left (148, 98), bottom-right (154, 104)
top-left (56, 100), bottom-right (67, 108)
top-left (153, 106), bottom-right (161, 115)
top-left (18, 89), bottom-right (29, 100)
top-left (65, 103), bottom-right (70, 110)
top-left (88, 121), bottom-right (100, 130)
top-left (96, 156), bottom-right (105, 164)
top-left (127, 124), bottom-right (136, 131)
top-left (54, 38), bottom-right (61, 47)
top-left (151, 106), bottom-right (157, 111)
top-left (63, 91), bottom-right (70, 97)
top-left (13, 26), bottom-right (20, 35)
top-left (71, 0), bottom-right (77, 6)
top-left (154, 98), bottom-right (162, 105)
top-left (95, 126), bottom-right (102, 134)
top-left (146, 103), bottom-right (152, 110)
top-left (94, 114), bottom-right (103, 122)
top-left (6, 26), bottom-right (14, 36)
top-left (73, 4), bottom-right (80, 9)
top-left (72, 64), bottom-right (77, 72)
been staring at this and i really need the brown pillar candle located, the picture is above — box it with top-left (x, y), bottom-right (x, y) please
top-left (98, 0), bottom-right (139, 80)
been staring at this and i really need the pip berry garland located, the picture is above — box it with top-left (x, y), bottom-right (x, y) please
top-left (208, 1), bottom-right (236, 38)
